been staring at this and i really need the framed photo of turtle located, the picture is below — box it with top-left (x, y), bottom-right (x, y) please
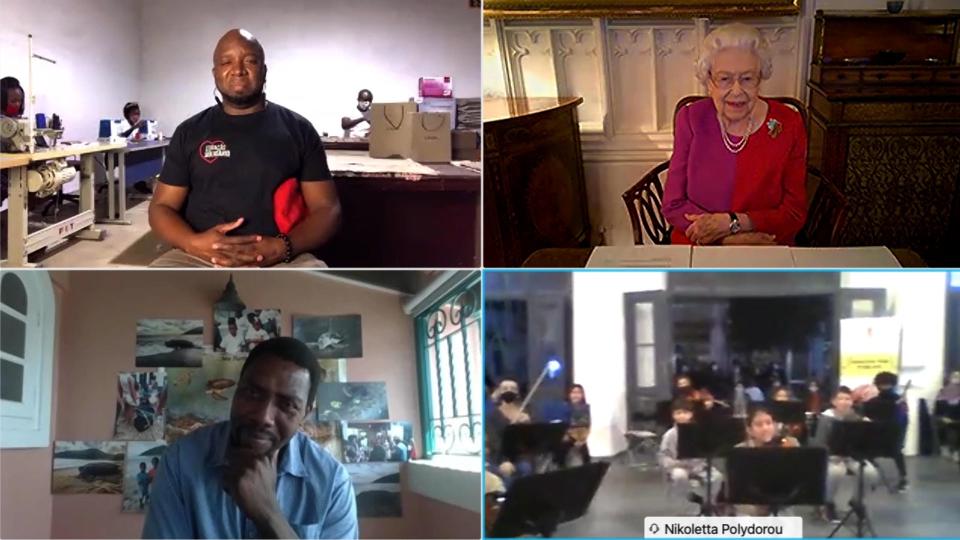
top-left (164, 348), bottom-right (243, 444)
top-left (52, 441), bottom-right (126, 494)
top-left (135, 319), bottom-right (204, 367)
top-left (114, 370), bottom-right (168, 441)
top-left (292, 314), bottom-right (363, 359)
top-left (316, 382), bottom-right (389, 421)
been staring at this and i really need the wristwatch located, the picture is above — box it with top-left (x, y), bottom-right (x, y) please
top-left (728, 212), bottom-right (742, 234)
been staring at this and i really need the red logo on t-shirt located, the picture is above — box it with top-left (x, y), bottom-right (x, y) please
top-left (198, 140), bottom-right (231, 164)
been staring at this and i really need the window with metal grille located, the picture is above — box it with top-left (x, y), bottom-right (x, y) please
top-left (416, 276), bottom-right (482, 457)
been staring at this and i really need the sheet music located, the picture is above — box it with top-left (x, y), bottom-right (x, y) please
top-left (586, 246), bottom-right (692, 268)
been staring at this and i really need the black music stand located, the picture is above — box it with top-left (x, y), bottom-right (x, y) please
top-left (501, 423), bottom-right (569, 463)
top-left (676, 417), bottom-right (745, 515)
top-left (827, 420), bottom-right (897, 538)
top-left (726, 446), bottom-right (827, 515)
top-left (489, 461), bottom-right (610, 538)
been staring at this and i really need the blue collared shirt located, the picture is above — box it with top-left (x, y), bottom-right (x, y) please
top-left (143, 421), bottom-right (357, 539)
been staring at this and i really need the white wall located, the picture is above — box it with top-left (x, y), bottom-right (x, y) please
top-left (0, 0), bottom-right (141, 141)
top-left (572, 272), bottom-right (666, 457)
top-left (140, 0), bottom-right (481, 136)
top-left (841, 271), bottom-right (949, 456)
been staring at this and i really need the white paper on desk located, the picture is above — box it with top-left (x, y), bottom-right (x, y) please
top-left (586, 246), bottom-right (692, 268)
top-left (691, 246), bottom-right (795, 268)
top-left (326, 153), bottom-right (438, 176)
top-left (790, 247), bottom-right (901, 268)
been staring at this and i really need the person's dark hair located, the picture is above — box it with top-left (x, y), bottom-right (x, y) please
top-left (874, 371), bottom-right (898, 387)
top-left (567, 383), bottom-right (586, 402)
top-left (834, 385), bottom-right (853, 397)
top-left (745, 405), bottom-right (773, 426)
top-left (227, 317), bottom-right (237, 325)
top-left (240, 337), bottom-right (320, 408)
top-left (122, 101), bottom-right (140, 122)
top-left (1, 76), bottom-right (25, 116)
top-left (139, 462), bottom-right (146, 470)
top-left (671, 398), bottom-right (694, 413)
top-left (151, 457), bottom-right (159, 465)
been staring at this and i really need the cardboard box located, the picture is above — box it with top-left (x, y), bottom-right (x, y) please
top-left (419, 76), bottom-right (453, 98)
top-left (417, 97), bottom-right (457, 125)
top-left (452, 129), bottom-right (480, 161)
top-left (410, 112), bottom-right (451, 163)
top-left (368, 102), bottom-right (417, 158)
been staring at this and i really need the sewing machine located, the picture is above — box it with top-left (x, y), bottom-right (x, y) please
top-left (0, 116), bottom-right (64, 153)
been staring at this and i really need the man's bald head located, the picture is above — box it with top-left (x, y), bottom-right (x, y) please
top-left (213, 28), bottom-right (265, 64)
top-left (212, 28), bottom-right (267, 112)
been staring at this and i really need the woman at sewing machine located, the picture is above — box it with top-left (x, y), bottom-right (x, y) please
top-left (121, 101), bottom-right (144, 141)
top-left (2, 77), bottom-right (25, 118)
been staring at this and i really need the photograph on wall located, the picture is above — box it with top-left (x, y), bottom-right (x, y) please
top-left (213, 308), bottom-right (281, 360)
top-left (301, 419), bottom-right (345, 461)
top-left (52, 441), bottom-right (125, 494)
top-left (135, 319), bottom-right (204, 367)
top-left (343, 422), bottom-right (413, 518)
top-left (316, 382), bottom-right (389, 421)
top-left (293, 315), bottom-right (363, 359)
top-left (320, 358), bottom-right (347, 383)
top-left (164, 348), bottom-right (243, 444)
top-left (114, 370), bottom-right (168, 441)
top-left (121, 441), bottom-right (167, 512)
top-left (343, 422), bottom-right (413, 463)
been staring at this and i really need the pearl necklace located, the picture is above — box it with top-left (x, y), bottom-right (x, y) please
top-left (718, 113), bottom-right (755, 154)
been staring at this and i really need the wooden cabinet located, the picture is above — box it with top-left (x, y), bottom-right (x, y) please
top-left (482, 97), bottom-right (590, 267)
top-left (807, 10), bottom-right (960, 266)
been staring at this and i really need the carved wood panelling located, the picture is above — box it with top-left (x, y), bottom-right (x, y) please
top-left (608, 27), bottom-right (657, 133)
top-left (490, 16), bottom-right (802, 139)
top-left (503, 27), bottom-right (558, 100)
top-left (552, 27), bottom-right (604, 128)
top-left (653, 26), bottom-right (700, 131)
top-left (483, 23), bottom-right (508, 98)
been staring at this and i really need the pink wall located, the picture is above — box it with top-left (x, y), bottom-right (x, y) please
top-left (42, 270), bottom-right (428, 538)
top-left (0, 273), bottom-right (68, 539)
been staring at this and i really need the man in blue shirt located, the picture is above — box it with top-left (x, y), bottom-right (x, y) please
top-left (143, 337), bottom-right (358, 539)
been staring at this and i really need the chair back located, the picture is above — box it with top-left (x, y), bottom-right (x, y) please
top-left (621, 161), bottom-right (673, 245)
top-left (797, 167), bottom-right (849, 247)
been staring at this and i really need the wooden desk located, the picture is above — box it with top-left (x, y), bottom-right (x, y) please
top-left (321, 136), bottom-right (369, 151)
top-left (521, 247), bottom-right (927, 268)
top-left (483, 97), bottom-right (589, 267)
top-left (1, 142), bottom-right (125, 267)
top-left (316, 152), bottom-right (480, 267)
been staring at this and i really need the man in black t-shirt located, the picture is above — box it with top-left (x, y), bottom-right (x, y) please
top-left (148, 28), bottom-right (340, 267)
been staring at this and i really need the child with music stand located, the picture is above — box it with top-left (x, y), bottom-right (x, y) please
top-left (659, 398), bottom-right (724, 512)
top-left (811, 386), bottom-right (880, 523)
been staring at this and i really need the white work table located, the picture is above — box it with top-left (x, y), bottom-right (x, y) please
top-left (1, 141), bottom-right (125, 267)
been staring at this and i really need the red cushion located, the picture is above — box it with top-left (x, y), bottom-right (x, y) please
top-left (273, 177), bottom-right (307, 235)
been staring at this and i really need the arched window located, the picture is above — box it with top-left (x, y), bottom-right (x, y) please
top-left (1, 271), bottom-right (55, 448)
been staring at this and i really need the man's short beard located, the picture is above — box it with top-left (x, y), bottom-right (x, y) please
top-left (219, 86), bottom-right (265, 109)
